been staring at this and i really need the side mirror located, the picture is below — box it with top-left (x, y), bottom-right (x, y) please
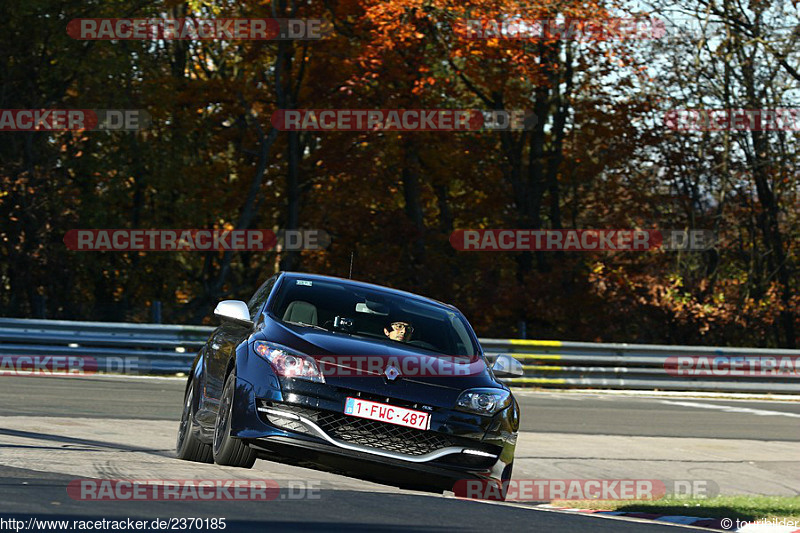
top-left (491, 354), bottom-right (524, 378)
top-left (214, 300), bottom-right (253, 328)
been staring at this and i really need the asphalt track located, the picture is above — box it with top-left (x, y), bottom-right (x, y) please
top-left (1, 375), bottom-right (798, 532)
top-left (1, 376), bottom-right (798, 439)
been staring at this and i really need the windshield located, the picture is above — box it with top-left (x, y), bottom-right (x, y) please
top-left (269, 277), bottom-right (480, 357)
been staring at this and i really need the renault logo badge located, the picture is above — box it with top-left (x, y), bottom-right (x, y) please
top-left (385, 365), bottom-right (400, 381)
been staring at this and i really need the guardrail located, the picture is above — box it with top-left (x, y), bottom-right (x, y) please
top-left (0, 318), bottom-right (797, 394)
top-left (0, 318), bottom-right (210, 373)
top-left (481, 339), bottom-right (800, 394)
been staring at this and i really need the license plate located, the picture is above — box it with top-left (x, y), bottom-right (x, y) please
top-left (344, 397), bottom-right (430, 431)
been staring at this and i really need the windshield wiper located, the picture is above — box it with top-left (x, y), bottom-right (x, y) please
top-left (284, 320), bottom-right (330, 332)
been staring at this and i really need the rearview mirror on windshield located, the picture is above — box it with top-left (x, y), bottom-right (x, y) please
top-left (355, 301), bottom-right (389, 315)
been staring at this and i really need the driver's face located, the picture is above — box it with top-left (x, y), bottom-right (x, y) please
top-left (384, 322), bottom-right (412, 342)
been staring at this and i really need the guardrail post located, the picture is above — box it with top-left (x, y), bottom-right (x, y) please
top-left (151, 300), bottom-right (162, 324)
top-left (32, 295), bottom-right (46, 319)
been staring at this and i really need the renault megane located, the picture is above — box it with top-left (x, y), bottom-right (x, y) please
top-left (176, 272), bottom-right (523, 495)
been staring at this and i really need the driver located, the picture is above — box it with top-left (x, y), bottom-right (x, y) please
top-left (384, 321), bottom-right (413, 342)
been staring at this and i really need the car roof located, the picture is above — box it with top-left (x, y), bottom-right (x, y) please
top-left (278, 272), bottom-right (458, 311)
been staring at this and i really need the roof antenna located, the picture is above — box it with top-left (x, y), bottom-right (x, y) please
top-left (348, 251), bottom-right (354, 279)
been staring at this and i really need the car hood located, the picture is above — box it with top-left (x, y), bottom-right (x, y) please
top-left (257, 323), bottom-right (500, 404)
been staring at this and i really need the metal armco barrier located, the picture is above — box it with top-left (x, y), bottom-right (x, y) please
top-left (0, 318), bottom-right (211, 374)
top-left (0, 318), bottom-right (797, 393)
top-left (481, 339), bottom-right (800, 394)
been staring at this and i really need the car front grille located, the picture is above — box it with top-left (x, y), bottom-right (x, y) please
top-left (262, 403), bottom-right (456, 456)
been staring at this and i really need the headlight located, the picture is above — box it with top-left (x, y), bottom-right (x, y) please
top-left (455, 388), bottom-right (511, 415)
top-left (253, 341), bottom-right (325, 383)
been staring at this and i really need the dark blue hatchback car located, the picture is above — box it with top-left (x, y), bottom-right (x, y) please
top-left (176, 272), bottom-right (522, 494)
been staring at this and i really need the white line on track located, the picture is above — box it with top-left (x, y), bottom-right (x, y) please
top-left (660, 400), bottom-right (800, 418)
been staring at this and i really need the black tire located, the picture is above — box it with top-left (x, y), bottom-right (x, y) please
top-left (213, 371), bottom-right (257, 468)
top-left (176, 378), bottom-right (213, 463)
top-left (497, 462), bottom-right (514, 501)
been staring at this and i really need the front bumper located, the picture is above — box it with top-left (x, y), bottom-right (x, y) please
top-left (257, 400), bottom-right (499, 466)
top-left (229, 371), bottom-right (517, 486)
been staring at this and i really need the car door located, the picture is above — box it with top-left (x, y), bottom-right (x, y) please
top-left (204, 276), bottom-right (277, 406)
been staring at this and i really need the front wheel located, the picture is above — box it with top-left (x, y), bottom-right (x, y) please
top-left (212, 370), bottom-right (257, 468)
top-left (497, 462), bottom-right (514, 501)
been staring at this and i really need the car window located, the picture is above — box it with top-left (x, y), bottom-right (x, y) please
top-left (247, 276), bottom-right (277, 321)
top-left (271, 278), bottom-right (480, 357)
